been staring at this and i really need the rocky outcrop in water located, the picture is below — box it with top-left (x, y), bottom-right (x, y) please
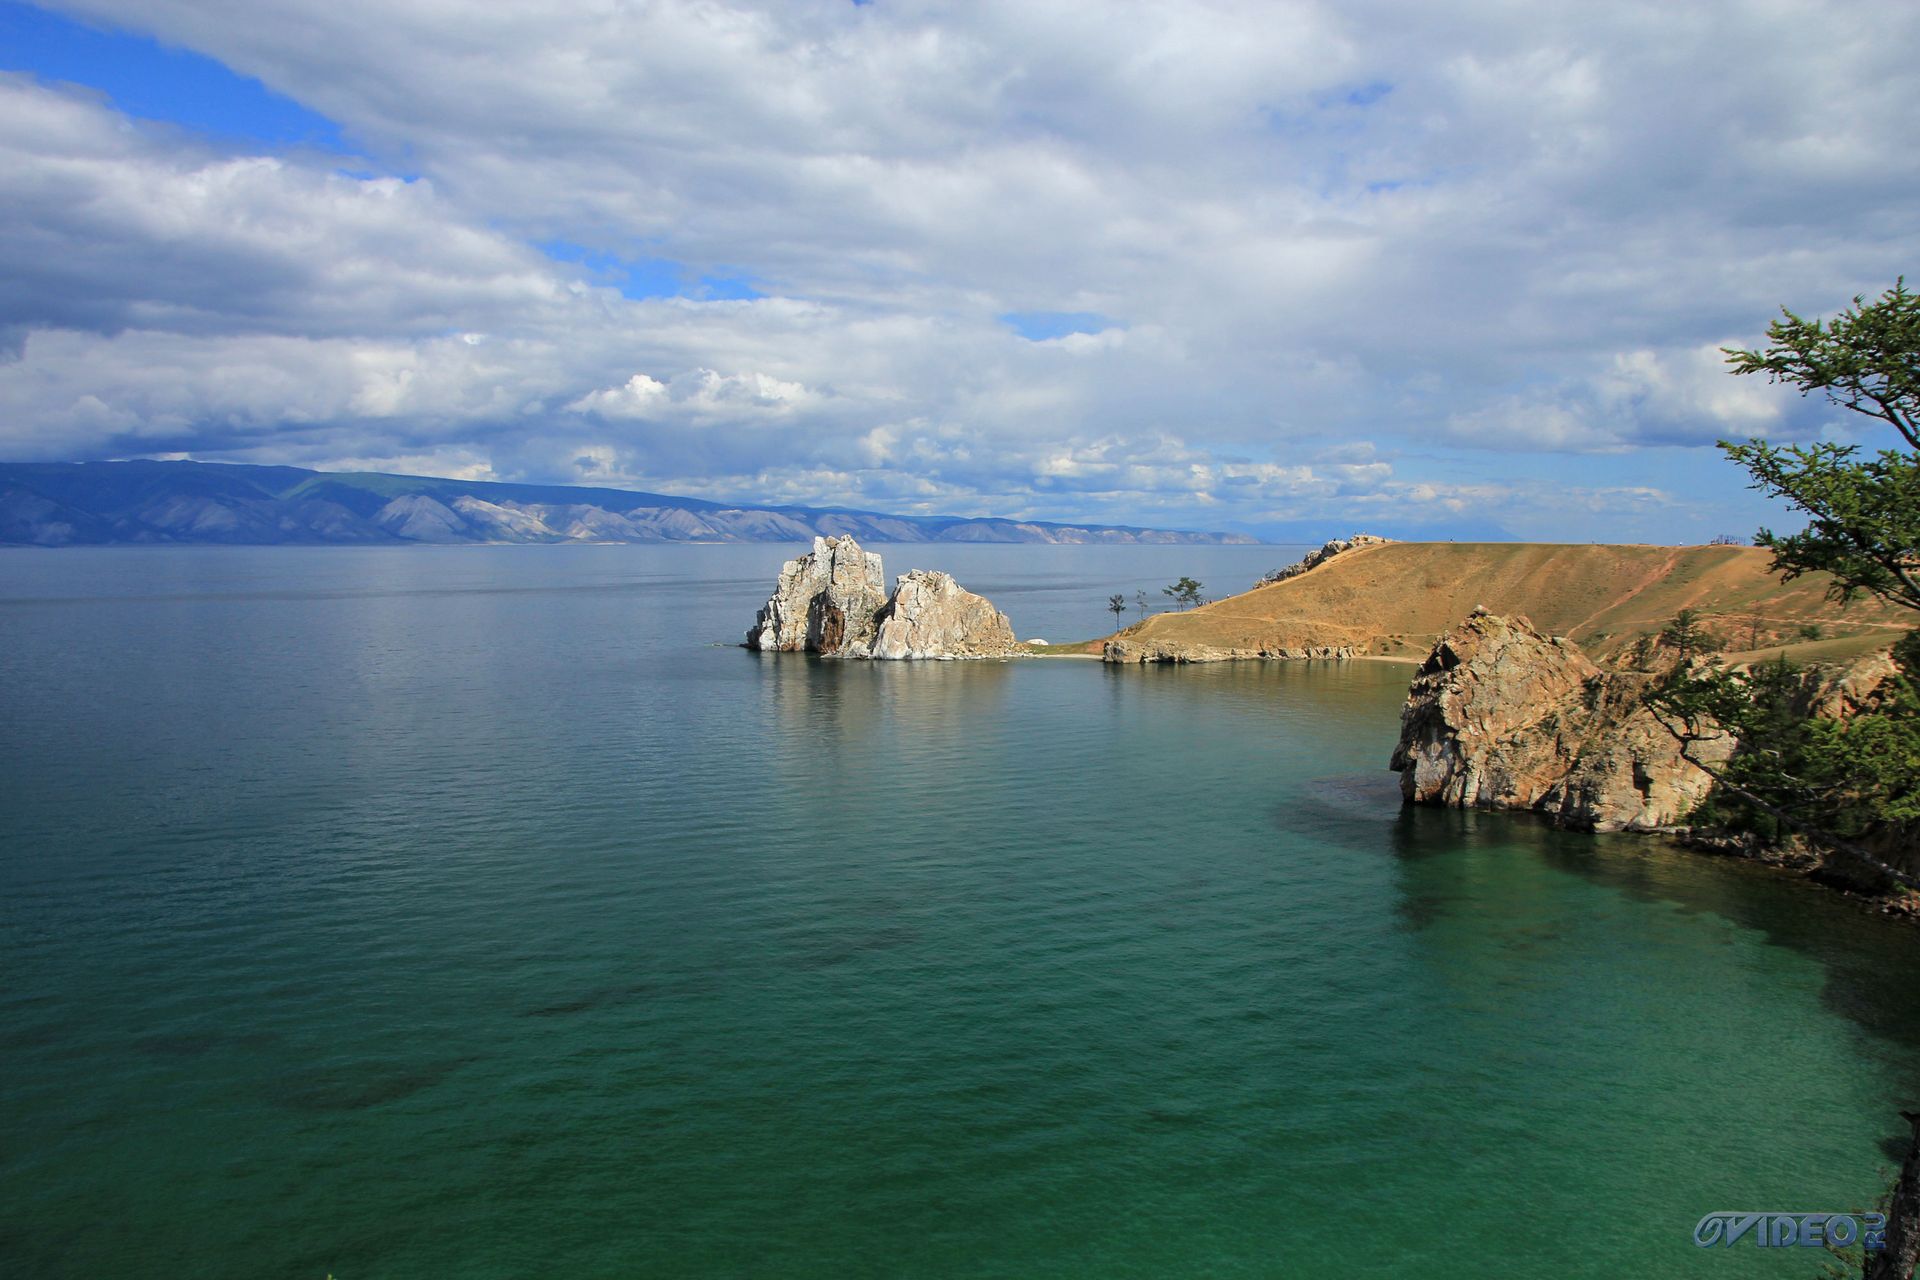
top-left (1389, 609), bottom-right (1731, 832)
top-left (1257, 533), bottom-right (1394, 587)
top-left (745, 537), bottom-right (1020, 660)
top-left (1103, 638), bottom-right (1354, 664)
top-left (745, 536), bottom-right (890, 655)
top-left (870, 570), bottom-right (1019, 659)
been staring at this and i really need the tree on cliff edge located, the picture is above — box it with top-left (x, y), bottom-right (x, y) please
top-left (1651, 280), bottom-right (1920, 890)
top-left (1721, 278), bottom-right (1920, 612)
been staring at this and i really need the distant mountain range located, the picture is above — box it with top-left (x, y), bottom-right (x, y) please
top-left (0, 461), bottom-right (1258, 547)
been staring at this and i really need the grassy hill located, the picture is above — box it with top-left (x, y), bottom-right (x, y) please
top-left (1101, 541), bottom-right (1910, 662)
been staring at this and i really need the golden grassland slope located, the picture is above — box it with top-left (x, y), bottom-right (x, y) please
top-left (1103, 542), bottom-right (1909, 662)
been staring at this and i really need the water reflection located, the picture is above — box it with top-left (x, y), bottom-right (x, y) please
top-left (1383, 801), bottom-right (1920, 1056)
top-left (757, 650), bottom-right (1015, 759)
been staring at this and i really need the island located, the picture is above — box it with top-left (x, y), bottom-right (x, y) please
top-left (745, 536), bottom-right (1022, 660)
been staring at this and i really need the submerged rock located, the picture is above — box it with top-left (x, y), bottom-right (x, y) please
top-left (745, 537), bottom-right (1019, 660)
top-left (1388, 609), bottom-right (1730, 832)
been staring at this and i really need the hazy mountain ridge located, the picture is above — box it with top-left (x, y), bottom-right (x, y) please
top-left (0, 461), bottom-right (1257, 547)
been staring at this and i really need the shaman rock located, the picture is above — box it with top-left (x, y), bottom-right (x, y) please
top-left (744, 538), bottom-right (1019, 660)
top-left (868, 570), bottom-right (1020, 659)
top-left (744, 535), bottom-right (889, 655)
top-left (1389, 609), bottom-right (1731, 832)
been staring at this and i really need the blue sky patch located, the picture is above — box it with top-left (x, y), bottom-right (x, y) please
top-left (537, 241), bottom-right (764, 301)
top-left (1342, 81), bottom-right (1393, 108)
top-left (1000, 311), bottom-right (1113, 341)
top-left (0, 1), bottom-right (347, 149)
top-left (695, 272), bottom-right (764, 301)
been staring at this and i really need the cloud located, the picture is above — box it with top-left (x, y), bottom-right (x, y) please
top-left (2, 0), bottom-right (1917, 540)
top-left (0, 74), bottom-right (565, 342)
top-left (565, 374), bottom-right (667, 419)
top-left (568, 368), bottom-right (817, 423)
top-left (1440, 342), bottom-right (1811, 453)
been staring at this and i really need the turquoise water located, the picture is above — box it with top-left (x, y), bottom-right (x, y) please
top-left (2, 544), bottom-right (1915, 1279)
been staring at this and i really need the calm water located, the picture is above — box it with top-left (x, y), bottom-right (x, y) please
top-left (2, 544), bottom-right (1916, 1279)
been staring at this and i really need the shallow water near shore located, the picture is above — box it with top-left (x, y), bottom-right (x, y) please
top-left (3, 543), bottom-right (1917, 1278)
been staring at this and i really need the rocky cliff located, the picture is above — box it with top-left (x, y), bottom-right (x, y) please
top-left (745, 537), bottom-right (1020, 660)
top-left (1389, 609), bottom-right (1732, 832)
top-left (745, 535), bottom-right (889, 654)
top-left (1257, 533), bottom-right (1394, 587)
top-left (869, 570), bottom-right (1019, 659)
top-left (1103, 638), bottom-right (1354, 663)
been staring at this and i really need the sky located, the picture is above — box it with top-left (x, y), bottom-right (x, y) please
top-left (1, 0), bottom-right (1916, 541)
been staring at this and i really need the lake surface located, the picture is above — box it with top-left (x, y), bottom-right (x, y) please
top-left (2, 544), bottom-right (1916, 1279)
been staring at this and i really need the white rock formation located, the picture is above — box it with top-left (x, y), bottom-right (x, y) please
top-left (745, 535), bottom-right (890, 654)
top-left (745, 538), bottom-right (1020, 659)
top-left (868, 570), bottom-right (1020, 659)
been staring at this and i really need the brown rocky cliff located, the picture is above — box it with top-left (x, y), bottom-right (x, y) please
top-left (1255, 533), bottom-right (1394, 587)
top-left (1390, 609), bottom-right (1732, 832)
top-left (1103, 638), bottom-right (1354, 663)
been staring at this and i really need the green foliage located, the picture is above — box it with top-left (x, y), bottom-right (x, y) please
top-left (1106, 593), bottom-right (1127, 621)
top-left (1722, 278), bottom-right (1920, 612)
top-left (1651, 645), bottom-right (1920, 844)
top-left (1620, 610), bottom-right (1723, 669)
top-left (1162, 577), bottom-right (1203, 609)
top-left (1660, 608), bottom-right (1718, 660)
top-left (1719, 439), bottom-right (1920, 611)
top-left (1723, 277), bottom-right (1920, 444)
top-left (1655, 280), bottom-right (1920, 874)
top-left (1133, 589), bottom-right (1151, 616)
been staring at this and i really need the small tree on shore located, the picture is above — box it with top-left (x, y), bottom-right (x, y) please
top-left (1106, 594), bottom-right (1128, 625)
top-left (1163, 577), bottom-right (1203, 610)
top-left (1133, 589), bottom-right (1151, 617)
